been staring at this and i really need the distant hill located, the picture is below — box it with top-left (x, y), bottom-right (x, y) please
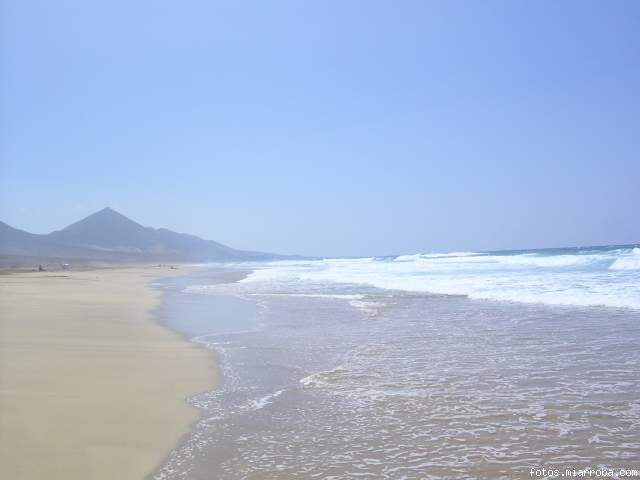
top-left (0, 221), bottom-right (101, 259)
top-left (0, 207), bottom-right (291, 262)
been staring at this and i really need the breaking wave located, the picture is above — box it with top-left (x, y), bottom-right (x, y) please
top-left (239, 246), bottom-right (640, 310)
top-left (609, 247), bottom-right (640, 271)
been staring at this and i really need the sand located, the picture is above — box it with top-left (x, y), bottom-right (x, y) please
top-left (0, 266), bottom-right (215, 480)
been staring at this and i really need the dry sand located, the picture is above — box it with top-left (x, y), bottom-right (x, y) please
top-left (0, 266), bottom-right (215, 480)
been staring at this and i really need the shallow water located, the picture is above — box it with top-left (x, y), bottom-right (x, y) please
top-left (152, 266), bottom-right (640, 480)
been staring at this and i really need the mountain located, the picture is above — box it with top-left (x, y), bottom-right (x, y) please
top-left (0, 221), bottom-right (103, 259)
top-left (0, 207), bottom-right (288, 262)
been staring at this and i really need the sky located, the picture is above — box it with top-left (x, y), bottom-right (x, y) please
top-left (1, 0), bottom-right (639, 257)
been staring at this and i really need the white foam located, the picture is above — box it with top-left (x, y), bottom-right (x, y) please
top-left (609, 247), bottom-right (640, 271)
top-left (348, 299), bottom-right (385, 317)
top-left (232, 247), bottom-right (640, 310)
top-left (300, 366), bottom-right (347, 387)
top-left (394, 251), bottom-right (480, 261)
top-left (248, 293), bottom-right (385, 316)
top-left (249, 293), bottom-right (365, 300)
top-left (247, 389), bottom-right (285, 411)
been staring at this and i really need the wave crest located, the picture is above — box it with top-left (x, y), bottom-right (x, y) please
top-left (609, 247), bottom-right (640, 271)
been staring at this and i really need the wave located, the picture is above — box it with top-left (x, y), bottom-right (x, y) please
top-left (394, 252), bottom-right (603, 269)
top-left (394, 251), bottom-right (481, 261)
top-left (238, 246), bottom-right (640, 310)
top-left (609, 247), bottom-right (640, 271)
top-left (300, 365), bottom-right (347, 388)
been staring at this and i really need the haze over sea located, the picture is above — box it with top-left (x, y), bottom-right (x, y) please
top-left (152, 243), bottom-right (640, 479)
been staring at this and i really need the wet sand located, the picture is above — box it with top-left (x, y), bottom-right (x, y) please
top-left (0, 266), bottom-right (216, 480)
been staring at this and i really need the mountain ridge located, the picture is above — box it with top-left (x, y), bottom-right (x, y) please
top-left (0, 208), bottom-right (293, 262)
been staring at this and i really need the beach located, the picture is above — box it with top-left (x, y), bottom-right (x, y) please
top-left (2, 248), bottom-right (639, 480)
top-left (0, 266), bottom-right (215, 480)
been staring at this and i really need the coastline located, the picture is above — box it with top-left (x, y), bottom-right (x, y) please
top-left (145, 261), bottom-right (640, 479)
top-left (0, 265), bottom-right (216, 480)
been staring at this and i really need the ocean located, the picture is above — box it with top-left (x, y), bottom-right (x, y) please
top-left (152, 245), bottom-right (640, 479)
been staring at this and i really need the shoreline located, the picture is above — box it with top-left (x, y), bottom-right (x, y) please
top-left (0, 265), bottom-right (216, 480)
top-left (147, 268), bottom-right (261, 479)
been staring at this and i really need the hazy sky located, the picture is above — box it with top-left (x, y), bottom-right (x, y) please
top-left (1, 1), bottom-right (639, 257)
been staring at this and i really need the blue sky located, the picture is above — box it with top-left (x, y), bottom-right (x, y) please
top-left (1, 0), bottom-right (639, 257)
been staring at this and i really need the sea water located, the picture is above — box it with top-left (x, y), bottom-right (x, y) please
top-left (153, 245), bottom-right (640, 479)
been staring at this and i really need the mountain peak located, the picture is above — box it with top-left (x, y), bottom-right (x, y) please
top-left (90, 206), bottom-right (129, 219)
top-left (47, 207), bottom-right (149, 249)
top-left (70, 207), bottom-right (147, 229)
